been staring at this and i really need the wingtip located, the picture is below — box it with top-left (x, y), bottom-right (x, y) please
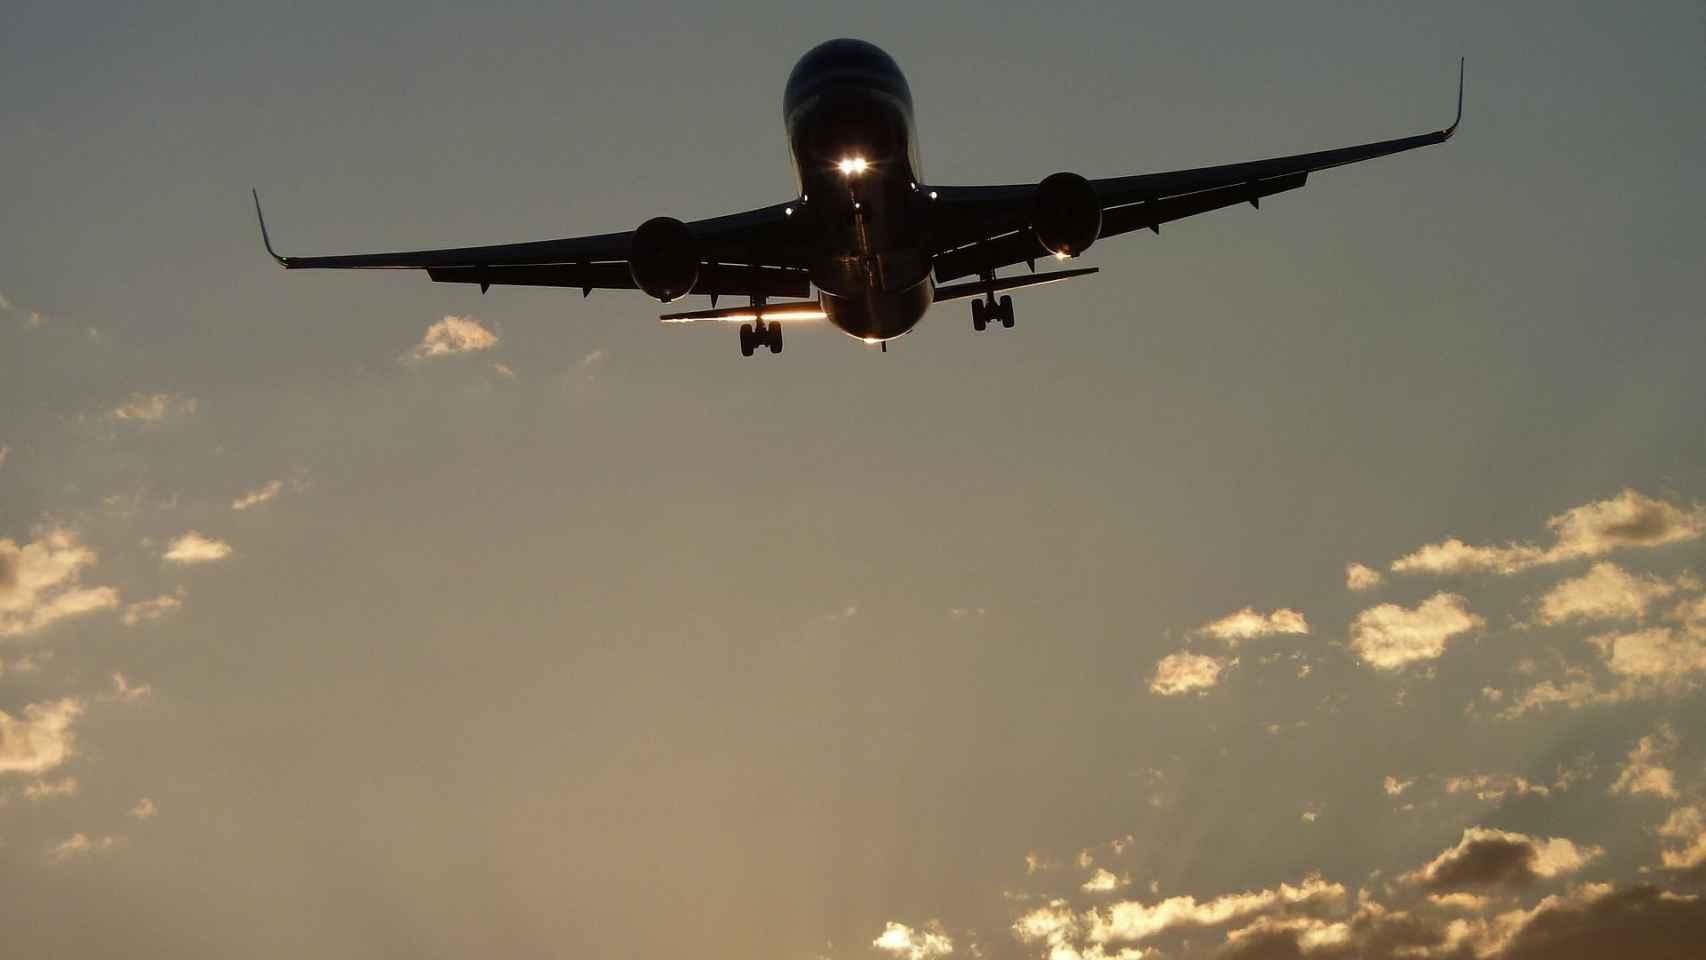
top-left (251, 188), bottom-right (287, 266)
top-left (1445, 57), bottom-right (1465, 138)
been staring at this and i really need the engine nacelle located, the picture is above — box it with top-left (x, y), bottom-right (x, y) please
top-left (628, 216), bottom-right (699, 302)
top-left (1032, 172), bottom-right (1101, 259)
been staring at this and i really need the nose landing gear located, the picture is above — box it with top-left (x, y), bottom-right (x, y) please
top-left (739, 320), bottom-right (783, 356)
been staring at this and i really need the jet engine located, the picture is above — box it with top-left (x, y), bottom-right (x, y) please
top-left (628, 216), bottom-right (699, 302)
top-left (1031, 172), bottom-right (1101, 259)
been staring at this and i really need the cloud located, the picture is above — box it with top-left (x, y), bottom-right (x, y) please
top-left (1586, 626), bottom-right (1706, 683)
top-left (1197, 607), bottom-right (1309, 646)
top-left (110, 392), bottom-right (198, 423)
top-left (410, 315), bottom-right (497, 360)
top-left (231, 479), bottom-right (283, 511)
top-left (123, 588), bottom-right (184, 626)
top-left (108, 672), bottom-right (151, 703)
top-left (1084, 875), bottom-right (1346, 944)
top-left (130, 796), bottom-right (157, 820)
top-left (1657, 806), bottom-right (1706, 870)
top-left (1611, 724), bottom-right (1679, 799)
top-left (1149, 651), bottom-right (1236, 695)
top-left (1392, 490), bottom-right (1705, 576)
top-left (24, 776), bottom-right (78, 800)
top-left (163, 531), bottom-right (231, 564)
top-left (1533, 562), bottom-right (1680, 625)
top-left (1346, 563), bottom-right (1383, 591)
top-left (0, 288), bottom-right (12, 311)
top-left (873, 921), bottom-right (954, 960)
top-left (1406, 828), bottom-right (1601, 892)
top-left (0, 698), bottom-right (85, 774)
top-left (1083, 869), bottom-right (1128, 894)
top-left (1348, 593), bottom-right (1483, 670)
top-left (50, 832), bottom-right (118, 862)
top-left (0, 529), bottom-right (121, 638)
top-left (1383, 776), bottom-right (1415, 797)
top-left (492, 361), bottom-right (516, 378)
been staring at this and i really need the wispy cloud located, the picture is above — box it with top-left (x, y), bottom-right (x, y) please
top-left (123, 588), bottom-right (184, 626)
top-left (49, 832), bottom-right (118, 862)
top-left (409, 315), bottom-right (497, 360)
top-left (1348, 592), bottom-right (1483, 670)
top-left (0, 529), bottom-right (121, 638)
top-left (231, 479), bottom-right (284, 511)
top-left (110, 392), bottom-right (198, 423)
top-left (163, 532), bottom-right (231, 564)
top-left (24, 776), bottom-right (79, 800)
top-left (130, 796), bottom-right (158, 820)
top-left (1658, 805), bottom-right (1706, 870)
top-left (1392, 489), bottom-right (1705, 576)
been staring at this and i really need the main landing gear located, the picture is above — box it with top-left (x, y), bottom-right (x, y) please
top-left (971, 295), bottom-right (1015, 332)
top-left (738, 320), bottom-right (783, 357)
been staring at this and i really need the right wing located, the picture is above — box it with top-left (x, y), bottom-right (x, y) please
top-left (929, 60), bottom-right (1463, 282)
top-left (252, 192), bottom-right (812, 299)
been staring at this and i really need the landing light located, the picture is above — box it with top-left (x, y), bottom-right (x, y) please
top-left (837, 157), bottom-right (869, 176)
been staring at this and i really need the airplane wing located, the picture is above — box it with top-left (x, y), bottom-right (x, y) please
top-left (252, 192), bottom-right (812, 300)
top-left (929, 60), bottom-right (1463, 282)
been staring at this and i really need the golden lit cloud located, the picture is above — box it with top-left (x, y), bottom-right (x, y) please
top-left (1611, 724), bottom-right (1679, 799)
top-left (23, 776), bottom-right (78, 800)
top-left (1345, 562), bottom-right (1383, 591)
top-left (0, 698), bottom-right (85, 774)
top-left (163, 531), bottom-right (231, 564)
top-left (130, 796), bottom-right (158, 820)
top-left (409, 314), bottom-right (498, 360)
top-left (50, 832), bottom-right (118, 862)
top-left (1082, 869), bottom-right (1127, 894)
top-left (1148, 651), bottom-right (1235, 695)
top-left (1348, 592), bottom-right (1483, 670)
top-left (1533, 562), bottom-right (1680, 625)
top-left (873, 921), bottom-right (954, 960)
top-left (1658, 805), bottom-right (1706, 870)
top-left (1586, 626), bottom-right (1706, 683)
top-left (1082, 875), bottom-right (1345, 943)
top-left (1392, 489), bottom-right (1705, 576)
top-left (0, 529), bottom-right (120, 638)
top-left (1195, 607), bottom-right (1309, 646)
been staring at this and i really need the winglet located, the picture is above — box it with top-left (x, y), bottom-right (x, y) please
top-left (1444, 58), bottom-right (1464, 138)
top-left (251, 189), bottom-right (288, 267)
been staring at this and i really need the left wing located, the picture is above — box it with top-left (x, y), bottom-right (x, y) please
top-left (929, 60), bottom-right (1463, 282)
top-left (252, 191), bottom-right (812, 299)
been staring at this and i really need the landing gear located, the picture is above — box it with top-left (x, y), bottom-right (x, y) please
top-left (739, 320), bottom-right (783, 357)
top-left (970, 295), bottom-right (1015, 331)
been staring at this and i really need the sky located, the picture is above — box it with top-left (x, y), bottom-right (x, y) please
top-left (2, 1), bottom-right (1705, 957)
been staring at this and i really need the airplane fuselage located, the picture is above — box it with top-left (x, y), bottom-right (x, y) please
top-left (783, 40), bottom-right (933, 342)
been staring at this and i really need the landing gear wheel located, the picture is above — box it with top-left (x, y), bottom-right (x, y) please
top-left (999, 296), bottom-right (1015, 328)
top-left (739, 324), bottom-right (756, 357)
top-left (767, 321), bottom-right (784, 354)
top-left (971, 299), bottom-right (987, 331)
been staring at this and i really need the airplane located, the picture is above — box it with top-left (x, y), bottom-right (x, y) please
top-left (253, 38), bottom-right (1462, 356)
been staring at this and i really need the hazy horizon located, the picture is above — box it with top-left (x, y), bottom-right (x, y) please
top-left (3, 2), bottom-right (1705, 957)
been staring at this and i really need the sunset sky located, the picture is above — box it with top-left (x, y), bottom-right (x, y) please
top-left (3, 1), bottom-right (1704, 957)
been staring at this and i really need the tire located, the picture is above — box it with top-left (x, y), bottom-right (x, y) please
top-left (739, 324), bottom-right (755, 357)
top-left (999, 296), bottom-right (1015, 328)
top-left (971, 299), bottom-right (987, 331)
top-left (768, 321), bottom-right (783, 354)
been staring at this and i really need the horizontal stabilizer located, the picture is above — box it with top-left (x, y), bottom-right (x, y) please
top-left (660, 300), bottom-right (827, 324)
top-left (932, 267), bottom-right (1098, 303)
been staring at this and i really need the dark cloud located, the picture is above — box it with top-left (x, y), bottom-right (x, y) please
top-left (1410, 829), bottom-right (1599, 892)
top-left (1422, 834), bottom-right (1542, 891)
top-left (1500, 885), bottom-right (1706, 960)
